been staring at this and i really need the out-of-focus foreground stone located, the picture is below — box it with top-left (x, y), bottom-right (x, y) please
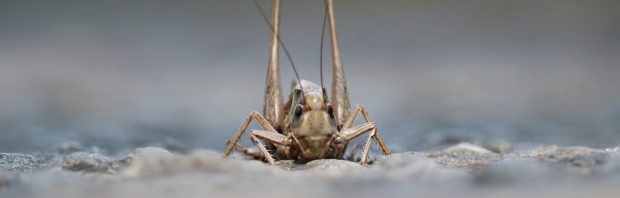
top-left (1, 143), bottom-right (620, 198)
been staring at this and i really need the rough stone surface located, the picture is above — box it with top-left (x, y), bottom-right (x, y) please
top-left (2, 144), bottom-right (620, 198)
top-left (426, 142), bottom-right (503, 168)
top-left (0, 153), bottom-right (38, 172)
top-left (0, 173), bottom-right (14, 192)
top-left (57, 152), bottom-right (119, 173)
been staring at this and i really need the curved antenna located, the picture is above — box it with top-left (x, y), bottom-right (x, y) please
top-left (253, 0), bottom-right (305, 101)
top-left (319, 3), bottom-right (327, 94)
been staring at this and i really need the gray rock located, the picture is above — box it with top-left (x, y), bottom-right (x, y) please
top-left (121, 147), bottom-right (178, 176)
top-left (372, 152), bottom-right (468, 183)
top-left (472, 158), bottom-right (556, 186)
top-left (122, 147), bottom-right (274, 177)
top-left (0, 153), bottom-right (38, 172)
top-left (276, 159), bottom-right (361, 171)
top-left (4, 145), bottom-right (620, 198)
top-left (57, 152), bottom-right (118, 173)
top-left (596, 154), bottom-right (620, 176)
top-left (536, 146), bottom-right (608, 173)
top-left (426, 142), bottom-right (503, 168)
top-left (274, 159), bottom-right (364, 179)
top-left (606, 147), bottom-right (620, 154)
top-left (0, 173), bottom-right (14, 192)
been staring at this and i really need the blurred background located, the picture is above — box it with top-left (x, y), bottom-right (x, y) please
top-left (1, 0), bottom-right (619, 153)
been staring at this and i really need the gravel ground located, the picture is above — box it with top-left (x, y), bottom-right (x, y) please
top-left (1, 143), bottom-right (619, 198)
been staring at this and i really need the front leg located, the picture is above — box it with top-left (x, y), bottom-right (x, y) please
top-left (234, 143), bottom-right (263, 159)
top-left (335, 122), bottom-right (376, 164)
top-left (342, 104), bottom-right (391, 155)
top-left (337, 105), bottom-right (391, 164)
top-left (249, 130), bottom-right (291, 165)
top-left (223, 111), bottom-right (278, 158)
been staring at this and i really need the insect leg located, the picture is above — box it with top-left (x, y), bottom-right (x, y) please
top-left (359, 129), bottom-right (375, 165)
top-left (355, 104), bottom-right (391, 155)
top-left (232, 129), bottom-right (288, 163)
top-left (250, 135), bottom-right (276, 165)
top-left (251, 130), bottom-right (290, 146)
top-left (337, 105), bottom-right (392, 164)
top-left (342, 105), bottom-right (391, 155)
top-left (325, 0), bottom-right (351, 127)
top-left (263, 0), bottom-right (284, 128)
top-left (249, 129), bottom-right (291, 165)
top-left (335, 122), bottom-right (376, 165)
top-left (335, 122), bottom-right (376, 143)
top-left (223, 111), bottom-right (278, 158)
top-left (234, 143), bottom-right (263, 158)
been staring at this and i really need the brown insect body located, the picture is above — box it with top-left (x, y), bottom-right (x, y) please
top-left (278, 80), bottom-right (337, 161)
top-left (223, 0), bottom-right (390, 165)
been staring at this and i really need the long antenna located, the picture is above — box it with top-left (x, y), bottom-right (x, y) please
top-left (319, 2), bottom-right (327, 95)
top-left (253, 0), bottom-right (305, 101)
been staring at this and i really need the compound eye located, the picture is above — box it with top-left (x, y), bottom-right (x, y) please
top-left (294, 104), bottom-right (303, 117)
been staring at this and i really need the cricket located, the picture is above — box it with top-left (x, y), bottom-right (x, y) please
top-left (223, 0), bottom-right (391, 165)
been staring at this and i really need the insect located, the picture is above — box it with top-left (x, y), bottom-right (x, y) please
top-left (223, 0), bottom-right (391, 165)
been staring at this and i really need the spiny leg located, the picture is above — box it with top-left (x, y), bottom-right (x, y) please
top-left (359, 129), bottom-right (375, 164)
top-left (223, 111), bottom-right (278, 158)
top-left (240, 0), bottom-right (282, 163)
top-left (263, 0), bottom-right (284, 128)
top-left (250, 136), bottom-right (275, 165)
top-left (335, 122), bottom-right (376, 164)
top-left (322, 0), bottom-right (389, 162)
top-left (337, 105), bottom-right (392, 164)
top-left (234, 143), bottom-right (262, 159)
top-left (359, 105), bottom-right (391, 155)
top-left (326, 0), bottom-right (351, 127)
top-left (336, 122), bottom-right (376, 143)
top-left (250, 130), bottom-right (290, 165)
top-left (342, 104), bottom-right (391, 155)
